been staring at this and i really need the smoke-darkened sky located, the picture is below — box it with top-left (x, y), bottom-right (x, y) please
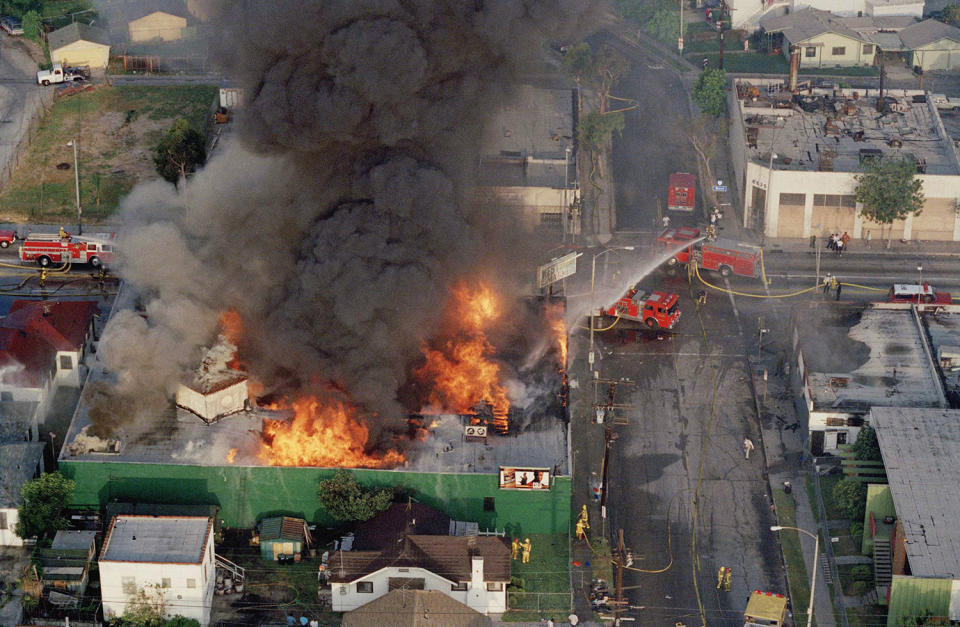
top-left (93, 0), bottom-right (605, 440)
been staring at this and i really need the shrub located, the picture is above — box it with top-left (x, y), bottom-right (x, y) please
top-left (849, 522), bottom-right (864, 545)
top-left (850, 564), bottom-right (872, 582)
top-left (852, 580), bottom-right (871, 596)
top-left (832, 477), bottom-right (867, 522)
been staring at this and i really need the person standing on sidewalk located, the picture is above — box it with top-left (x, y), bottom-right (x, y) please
top-left (841, 231), bottom-right (851, 250)
top-left (836, 238), bottom-right (844, 256)
top-left (743, 437), bottom-right (755, 459)
top-left (835, 280), bottom-right (843, 301)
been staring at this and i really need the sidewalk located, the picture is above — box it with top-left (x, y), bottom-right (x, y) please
top-left (765, 236), bottom-right (960, 258)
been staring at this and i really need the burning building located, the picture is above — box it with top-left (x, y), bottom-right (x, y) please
top-left (58, 289), bottom-right (571, 535)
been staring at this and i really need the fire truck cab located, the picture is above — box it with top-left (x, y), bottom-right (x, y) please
top-left (668, 172), bottom-right (697, 212)
top-left (888, 283), bottom-right (952, 304)
top-left (601, 286), bottom-right (681, 330)
top-left (743, 590), bottom-right (788, 626)
top-left (19, 232), bottom-right (116, 268)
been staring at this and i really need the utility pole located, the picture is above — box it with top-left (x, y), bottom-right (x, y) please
top-left (616, 529), bottom-right (625, 624)
top-left (717, 0), bottom-right (727, 70)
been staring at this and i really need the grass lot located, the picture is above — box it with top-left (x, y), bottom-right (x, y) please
top-left (847, 604), bottom-right (888, 627)
top-left (501, 533), bottom-right (571, 622)
top-left (773, 489), bottom-right (813, 626)
top-left (0, 84), bottom-right (216, 223)
top-left (804, 66), bottom-right (879, 77)
top-left (691, 52), bottom-right (790, 74)
top-left (683, 22), bottom-right (746, 54)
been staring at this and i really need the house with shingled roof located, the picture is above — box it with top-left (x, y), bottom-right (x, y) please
top-left (343, 589), bottom-right (493, 627)
top-left (327, 534), bottom-right (511, 614)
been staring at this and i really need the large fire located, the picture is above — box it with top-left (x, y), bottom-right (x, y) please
top-left (414, 281), bottom-right (511, 433)
top-left (218, 309), bottom-right (245, 372)
top-left (547, 302), bottom-right (567, 368)
top-left (259, 396), bottom-right (404, 468)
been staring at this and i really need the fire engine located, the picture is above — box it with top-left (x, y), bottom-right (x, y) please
top-left (668, 172), bottom-right (696, 212)
top-left (743, 590), bottom-right (788, 626)
top-left (657, 227), bottom-right (761, 278)
top-left (19, 232), bottom-right (116, 268)
top-left (599, 286), bottom-right (681, 330)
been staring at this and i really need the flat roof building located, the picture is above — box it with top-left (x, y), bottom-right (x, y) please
top-left (729, 79), bottom-right (960, 241)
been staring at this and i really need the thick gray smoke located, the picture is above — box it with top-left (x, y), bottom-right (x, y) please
top-left (94, 0), bottom-right (604, 442)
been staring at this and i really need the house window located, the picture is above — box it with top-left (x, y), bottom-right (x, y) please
top-left (186, 578), bottom-right (196, 589)
top-left (805, 46), bottom-right (816, 57)
top-left (161, 578), bottom-right (171, 588)
top-left (0, 512), bottom-right (7, 529)
top-left (837, 431), bottom-right (848, 445)
top-left (831, 46), bottom-right (846, 56)
top-left (357, 581), bottom-right (374, 593)
top-left (121, 576), bottom-right (136, 595)
top-left (452, 582), bottom-right (468, 591)
top-left (59, 355), bottom-right (73, 370)
top-left (539, 212), bottom-right (562, 226)
top-left (486, 582), bottom-right (504, 591)
top-left (0, 392), bottom-right (11, 402)
top-left (483, 497), bottom-right (495, 512)
top-left (862, 44), bottom-right (874, 54)
top-left (779, 193), bottom-right (806, 206)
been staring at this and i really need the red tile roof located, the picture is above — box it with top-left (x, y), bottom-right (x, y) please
top-left (0, 301), bottom-right (98, 387)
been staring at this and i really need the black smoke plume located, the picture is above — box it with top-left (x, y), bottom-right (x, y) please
top-left (92, 0), bottom-right (604, 442)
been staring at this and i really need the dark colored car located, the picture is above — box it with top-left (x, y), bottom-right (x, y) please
top-left (1, 17), bottom-right (24, 36)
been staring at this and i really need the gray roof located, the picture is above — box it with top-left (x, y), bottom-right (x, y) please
top-left (898, 19), bottom-right (960, 49)
top-left (838, 15), bottom-right (917, 34)
top-left (0, 442), bottom-right (44, 508)
top-left (761, 8), bottom-right (866, 44)
top-left (871, 407), bottom-right (960, 578)
top-left (101, 515), bottom-right (211, 563)
top-left (51, 529), bottom-right (96, 552)
top-left (48, 22), bottom-right (111, 51)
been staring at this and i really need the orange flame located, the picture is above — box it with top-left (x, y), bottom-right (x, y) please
top-left (226, 448), bottom-right (238, 464)
top-left (415, 281), bottom-right (510, 433)
top-left (218, 309), bottom-right (245, 372)
top-left (258, 396), bottom-right (404, 468)
top-left (547, 303), bottom-right (568, 368)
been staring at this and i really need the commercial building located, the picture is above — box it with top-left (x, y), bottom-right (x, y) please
top-left (864, 407), bottom-right (960, 624)
top-left (730, 78), bottom-right (960, 241)
top-left (477, 84), bottom-right (578, 234)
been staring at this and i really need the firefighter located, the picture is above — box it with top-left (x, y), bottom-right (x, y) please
top-left (705, 224), bottom-right (717, 241)
top-left (511, 538), bottom-right (520, 560)
top-left (575, 518), bottom-right (586, 541)
top-left (59, 226), bottom-right (66, 239)
top-left (723, 567), bottom-right (732, 591)
top-left (716, 566), bottom-right (725, 589)
top-left (578, 505), bottom-right (589, 529)
top-left (521, 538), bottom-right (532, 563)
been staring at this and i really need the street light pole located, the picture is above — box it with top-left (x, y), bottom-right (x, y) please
top-left (67, 138), bottom-right (82, 235)
top-left (563, 145), bottom-right (572, 245)
top-left (771, 525), bottom-right (819, 627)
top-left (917, 263), bottom-right (924, 304)
top-left (589, 247), bottom-right (635, 406)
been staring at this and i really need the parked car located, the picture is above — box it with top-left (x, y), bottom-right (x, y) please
top-left (1, 17), bottom-right (24, 36)
top-left (0, 230), bottom-right (16, 248)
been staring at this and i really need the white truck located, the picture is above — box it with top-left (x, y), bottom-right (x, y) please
top-left (930, 93), bottom-right (960, 112)
top-left (36, 63), bottom-right (90, 86)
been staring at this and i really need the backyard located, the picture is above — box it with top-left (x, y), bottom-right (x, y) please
top-left (502, 533), bottom-right (571, 622)
top-left (0, 84), bottom-right (216, 223)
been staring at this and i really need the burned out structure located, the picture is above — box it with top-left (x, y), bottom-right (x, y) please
top-left (58, 291), bottom-right (571, 535)
top-left (793, 304), bottom-right (948, 455)
top-left (729, 78), bottom-right (960, 240)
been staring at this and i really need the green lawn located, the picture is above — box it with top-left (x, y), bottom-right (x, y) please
top-left (691, 52), bottom-right (790, 73)
top-left (501, 533), bottom-right (571, 622)
top-left (773, 489), bottom-right (813, 626)
top-left (803, 66), bottom-right (879, 77)
top-left (0, 84), bottom-right (216, 223)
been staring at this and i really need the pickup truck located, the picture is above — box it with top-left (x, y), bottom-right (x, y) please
top-left (36, 63), bottom-right (90, 86)
top-left (930, 93), bottom-right (960, 111)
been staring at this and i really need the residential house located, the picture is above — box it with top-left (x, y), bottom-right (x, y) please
top-left (257, 516), bottom-right (310, 561)
top-left (351, 503), bottom-right (451, 551)
top-left (728, 0), bottom-right (922, 29)
top-left (761, 9), bottom-right (879, 67)
top-left (99, 515), bottom-right (215, 626)
top-left (327, 535), bottom-right (510, 614)
top-left (36, 529), bottom-right (97, 595)
top-left (899, 19), bottom-right (960, 71)
top-left (863, 407), bottom-right (960, 624)
top-left (0, 301), bottom-right (99, 427)
top-left (128, 10), bottom-right (187, 42)
top-left (343, 589), bottom-right (493, 627)
top-left (48, 23), bottom-right (111, 69)
top-left (0, 441), bottom-right (44, 546)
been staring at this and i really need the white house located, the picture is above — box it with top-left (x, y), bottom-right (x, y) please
top-left (0, 441), bottom-right (44, 546)
top-left (99, 515), bottom-right (215, 626)
top-left (327, 535), bottom-right (511, 615)
top-left (729, 0), bottom-right (922, 29)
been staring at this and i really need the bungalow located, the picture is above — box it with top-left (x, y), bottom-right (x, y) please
top-left (327, 535), bottom-right (511, 615)
top-left (343, 589), bottom-right (492, 627)
top-left (128, 10), bottom-right (187, 42)
top-left (899, 19), bottom-right (960, 71)
top-left (762, 9), bottom-right (879, 67)
top-left (48, 23), bottom-right (111, 69)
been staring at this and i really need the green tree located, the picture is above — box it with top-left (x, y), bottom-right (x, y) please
top-left (647, 8), bottom-right (681, 46)
top-left (942, 4), bottom-right (960, 27)
top-left (21, 10), bottom-right (40, 42)
top-left (578, 111), bottom-right (625, 153)
top-left (5, 0), bottom-right (41, 16)
top-left (852, 425), bottom-right (882, 462)
top-left (832, 477), bottom-right (867, 522)
top-left (318, 469), bottom-right (392, 522)
top-left (854, 155), bottom-right (924, 248)
top-left (562, 42), bottom-right (628, 114)
top-left (898, 609), bottom-right (951, 626)
top-left (16, 472), bottom-right (74, 541)
top-left (153, 118), bottom-right (206, 186)
top-left (693, 68), bottom-right (727, 117)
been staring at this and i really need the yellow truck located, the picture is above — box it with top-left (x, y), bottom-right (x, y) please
top-left (744, 590), bottom-right (789, 626)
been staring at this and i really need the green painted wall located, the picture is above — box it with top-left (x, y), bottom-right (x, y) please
top-left (862, 484), bottom-right (896, 555)
top-left (59, 461), bottom-right (571, 536)
top-left (887, 576), bottom-right (952, 627)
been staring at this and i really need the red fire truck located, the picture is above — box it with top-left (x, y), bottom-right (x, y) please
top-left (668, 172), bottom-right (697, 212)
top-left (19, 232), bottom-right (116, 268)
top-left (599, 286), bottom-right (681, 330)
top-left (657, 227), bottom-right (761, 278)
